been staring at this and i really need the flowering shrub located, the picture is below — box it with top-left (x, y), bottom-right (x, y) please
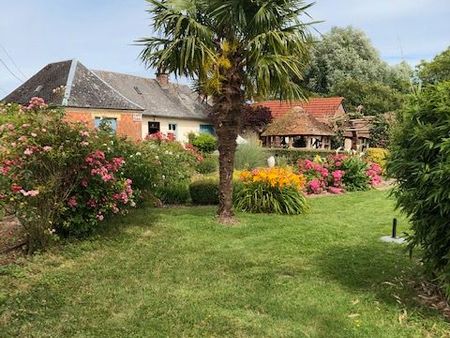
top-left (298, 153), bottom-right (382, 194)
top-left (143, 134), bottom-right (200, 189)
top-left (365, 148), bottom-right (389, 172)
top-left (235, 167), bottom-right (308, 214)
top-left (190, 133), bottom-right (218, 154)
top-left (0, 99), bottom-right (135, 251)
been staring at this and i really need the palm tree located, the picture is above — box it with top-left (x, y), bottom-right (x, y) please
top-left (138, 0), bottom-right (314, 222)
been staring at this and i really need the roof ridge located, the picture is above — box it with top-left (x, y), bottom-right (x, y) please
top-left (92, 69), bottom-right (190, 89)
top-left (62, 59), bottom-right (78, 106)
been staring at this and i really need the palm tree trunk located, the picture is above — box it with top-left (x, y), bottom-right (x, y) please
top-left (216, 119), bottom-right (239, 222)
top-left (212, 67), bottom-right (243, 223)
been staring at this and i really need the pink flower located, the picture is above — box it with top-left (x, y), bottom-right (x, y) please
top-left (80, 141), bottom-right (89, 146)
top-left (87, 199), bottom-right (97, 208)
top-left (96, 214), bottom-right (104, 221)
top-left (43, 146), bottom-right (52, 152)
top-left (25, 97), bottom-right (47, 110)
top-left (80, 130), bottom-right (90, 137)
top-left (20, 189), bottom-right (39, 197)
top-left (24, 148), bottom-right (33, 156)
top-left (308, 179), bottom-right (323, 194)
top-left (67, 196), bottom-right (78, 208)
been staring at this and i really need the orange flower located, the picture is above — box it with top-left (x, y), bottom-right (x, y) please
top-left (239, 167), bottom-right (305, 190)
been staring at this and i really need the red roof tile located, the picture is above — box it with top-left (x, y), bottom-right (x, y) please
top-left (255, 97), bottom-right (345, 120)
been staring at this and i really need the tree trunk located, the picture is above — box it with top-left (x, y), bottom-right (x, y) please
top-left (211, 64), bottom-right (244, 223)
top-left (216, 120), bottom-right (239, 223)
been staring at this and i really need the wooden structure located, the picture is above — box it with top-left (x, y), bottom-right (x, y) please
top-left (261, 107), bottom-right (334, 149)
top-left (344, 117), bottom-right (373, 151)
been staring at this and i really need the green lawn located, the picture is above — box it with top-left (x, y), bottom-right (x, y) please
top-left (1, 190), bottom-right (449, 337)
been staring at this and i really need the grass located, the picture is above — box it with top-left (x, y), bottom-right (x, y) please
top-left (1, 190), bottom-right (449, 337)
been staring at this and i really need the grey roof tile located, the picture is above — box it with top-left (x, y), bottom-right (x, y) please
top-left (93, 70), bottom-right (210, 120)
top-left (2, 60), bottom-right (209, 121)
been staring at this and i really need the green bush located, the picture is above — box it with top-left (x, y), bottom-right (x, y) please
top-left (189, 178), bottom-right (243, 205)
top-left (191, 133), bottom-right (218, 154)
top-left (388, 81), bottom-right (450, 296)
top-left (264, 148), bottom-right (338, 165)
top-left (156, 184), bottom-right (190, 205)
top-left (340, 155), bottom-right (371, 191)
top-left (142, 137), bottom-right (199, 189)
top-left (189, 179), bottom-right (220, 205)
top-left (234, 141), bottom-right (267, 170)
top-left (196, 155), bottom-right (218, 174)
top-left (235, 185), bottom-right (308, 215)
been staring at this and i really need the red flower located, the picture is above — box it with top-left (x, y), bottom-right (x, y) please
top-left (11, 183), bottom-right (22, 193)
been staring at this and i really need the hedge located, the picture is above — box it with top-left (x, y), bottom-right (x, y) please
top-left (263, 148), bottom-right (339, 165)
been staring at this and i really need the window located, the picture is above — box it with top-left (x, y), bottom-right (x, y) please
top-left (168, 123), bottom-right (177, 139)
top-left (95, 117), bottom-right (117, 133)
top-left (148, 121), bottom-right (160, 135)
top-left (200, 124), bottom-right (215, 135)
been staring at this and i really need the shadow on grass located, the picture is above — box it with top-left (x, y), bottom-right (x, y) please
top-left (315, 243), bottom-right (443, 320)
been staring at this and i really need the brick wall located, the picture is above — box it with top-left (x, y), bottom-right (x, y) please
top-left (65, 109), bottom-right (142, 141)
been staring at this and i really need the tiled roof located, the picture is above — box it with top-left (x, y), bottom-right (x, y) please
top-left (262, 107), bottom-right (334, 137)
top-left (255, 97), bottom-right (345, 120)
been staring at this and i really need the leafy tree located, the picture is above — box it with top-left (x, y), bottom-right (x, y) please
top-left (417, 47), bottom-right (450, 86)
top-left (331, 79), bottom-right (404, 116)
top-left (369, 112), bottom-right (396, 148)
top-left (241, 105), bottom-right (273, 133)
top-left (304, 26), bottom-right (389, 94)
top-left (138, 0), bottom-right (314, 222)
top-left (388, 81), bottom-right (450, 296)
top-left (303, 26), bottom-right (411, 115)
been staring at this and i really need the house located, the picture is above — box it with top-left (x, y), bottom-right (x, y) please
top-left (2, 60), bottom-right (212, 142)
top-left (261, 107), bottom-right (334, 149)
top-left (255, 97), bottom-right (372, 150)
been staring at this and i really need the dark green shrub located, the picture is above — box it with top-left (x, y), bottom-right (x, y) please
top-left (156, 184), bottom-right (190, 205)
top-left (189, 179), bottom-right (219, 205)
top-left (264, 148), bottom-right (338, 165)
top-left (189, 179), bottom-right (243, 205)
top-left (191, 133), bottom-right (218, 154)
top-left (196, 155), bottom-right (218, 174)
top-left (388, 81), bottom-right (450, 296)
top-left (340, 156), bottom-right (370, 191)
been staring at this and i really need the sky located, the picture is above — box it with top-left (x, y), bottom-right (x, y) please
top-left (0, 0), bottom-right (449, 96)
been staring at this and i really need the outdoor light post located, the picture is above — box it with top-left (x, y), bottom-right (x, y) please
top-left (392, 218), bottom-right (397, 238)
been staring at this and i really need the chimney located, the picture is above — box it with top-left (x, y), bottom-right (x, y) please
top-left (156, 71), bottom-right (169, 87)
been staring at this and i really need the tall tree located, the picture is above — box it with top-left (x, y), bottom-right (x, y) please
top-left (303, 26), bottom-right (412, 115)
top-left (138, 0), bottom-right (313, 222)
top-left (417, 47), bottom-right (450, 86)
